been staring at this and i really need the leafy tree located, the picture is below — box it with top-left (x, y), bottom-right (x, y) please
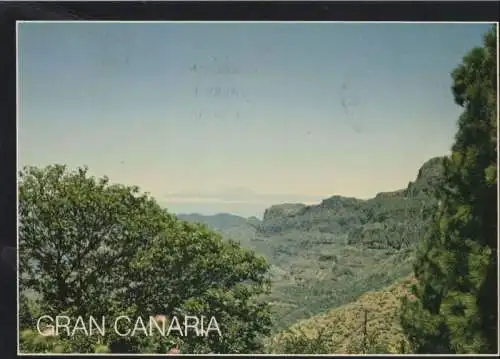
top-left (401, 25), bottom-right (497, 354)
top-left (19, 164), bottom-right (272, 353)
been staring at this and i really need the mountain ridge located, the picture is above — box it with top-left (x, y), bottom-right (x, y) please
top-left (175, 156), bottom-right (446, 331)
top-left (177, 156), bottom-right (445, 231)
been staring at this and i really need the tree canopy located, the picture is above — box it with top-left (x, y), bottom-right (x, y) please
top-left (19, 164), bottom-right (272, 353)
top-left (401, 25), bottom-right (497, 354)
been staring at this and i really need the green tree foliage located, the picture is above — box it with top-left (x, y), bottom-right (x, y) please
top-left (267, 326), bottom-right (337, 354)
top-left (268, 309), bottom-right (395, 354)
top-left (401, 25), bottom-right (497, 354)
top-left (19, 165), bottom-right (272, 354)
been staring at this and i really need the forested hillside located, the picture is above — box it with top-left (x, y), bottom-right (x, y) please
top-left (271, 24), bottom-right (497, 355)
top-left (179, 156), bottom-right (445, 330)
top-left (18, 26), bottom-right (497, 354)
top-left (267, 276), bottom-right (417, 354)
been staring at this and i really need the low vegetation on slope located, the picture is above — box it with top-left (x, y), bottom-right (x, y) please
top-left (179, 156), bottom-right (444, 331)
top-left (266, 276), bottom-right (417, 354)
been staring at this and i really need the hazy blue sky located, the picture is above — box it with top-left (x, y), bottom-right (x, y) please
top-left (18, 22), bottom-right (492, 217)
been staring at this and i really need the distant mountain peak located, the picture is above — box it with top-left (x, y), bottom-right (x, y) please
top-left (262, 203), bottom-right (306, 221)
top-left (176, 212), bottom-right (250, 231)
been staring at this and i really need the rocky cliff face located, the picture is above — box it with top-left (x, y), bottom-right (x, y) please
top-left (176, 156), bottom-right (447, 331)
top-left (257, 156), bottom-right (445, 248)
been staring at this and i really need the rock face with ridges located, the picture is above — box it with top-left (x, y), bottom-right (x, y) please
top-left (176, 156), bottom-right (446, 331)
top-left (404, 156), bottom-right (446, 198)
top-left (263, 203), bottom-right (307, 221)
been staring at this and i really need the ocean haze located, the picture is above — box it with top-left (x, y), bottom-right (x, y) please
top-left (18, 22), bottom-right (492, 218)
top-left (162, 187), bottom-right (324, 217)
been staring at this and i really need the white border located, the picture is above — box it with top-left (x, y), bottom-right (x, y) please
top-left (15, 20), bottom-right (500, 356)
